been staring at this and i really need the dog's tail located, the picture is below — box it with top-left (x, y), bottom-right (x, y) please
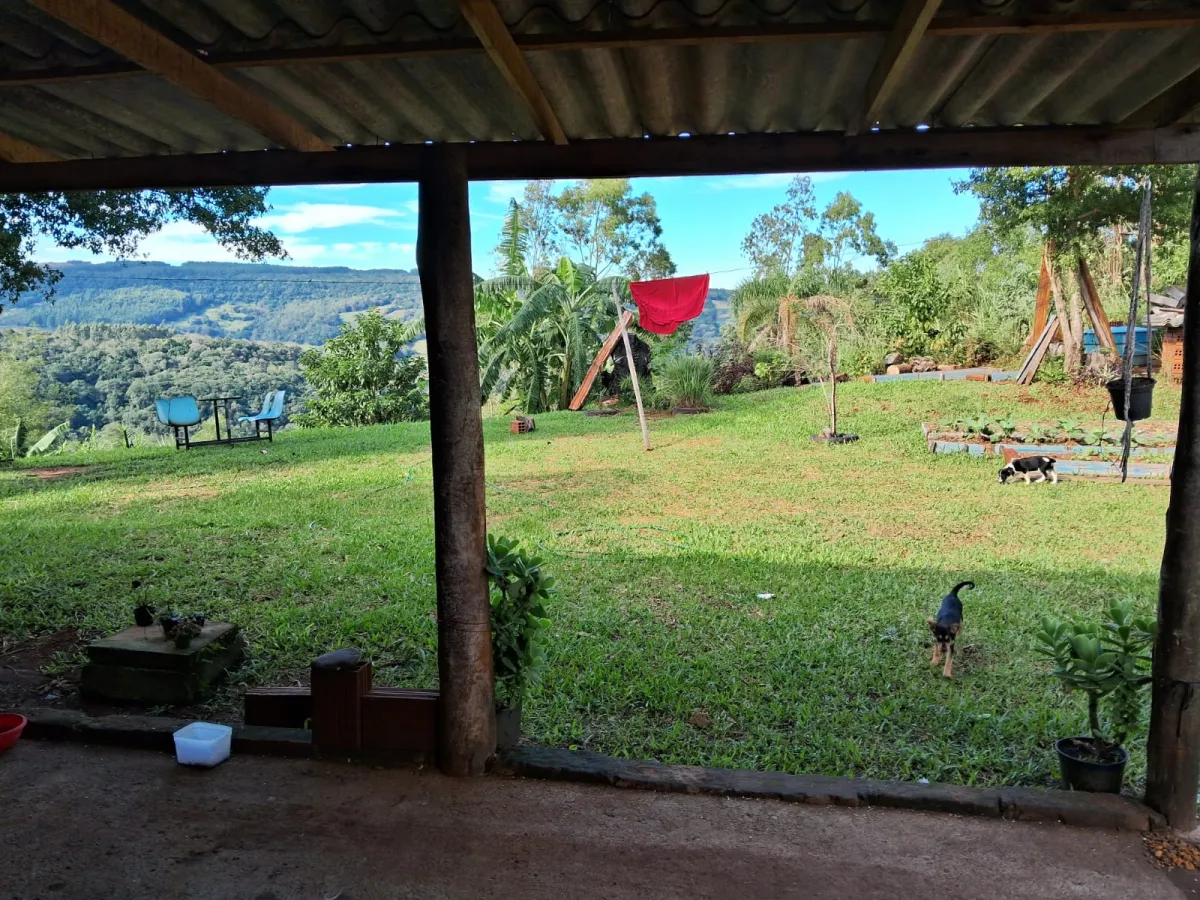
top-left (949, 581), bottom-right (975, 598)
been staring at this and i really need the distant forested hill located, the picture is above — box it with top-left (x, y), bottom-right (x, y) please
top-left (1, 261), bottom-right (730, 347)
top-left (1, 324), bottom-right (308, 438)
top-left (3, 261), bottom-right (424, 345)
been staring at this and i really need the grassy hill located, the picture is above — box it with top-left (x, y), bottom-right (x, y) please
top-left (4, 260), bottom-right (731, 348)
top-left (0, 380), bottom-right (1171, 788)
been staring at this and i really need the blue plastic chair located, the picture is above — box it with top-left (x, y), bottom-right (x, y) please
top-left (154, 396), bottom-right (202, 449)
top-left (238, 390), bottom-right (286, 441)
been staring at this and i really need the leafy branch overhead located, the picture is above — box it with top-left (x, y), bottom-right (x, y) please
top-left (0, 188), bottom-right (286, 311)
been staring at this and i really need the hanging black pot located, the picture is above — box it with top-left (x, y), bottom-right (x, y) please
top-left (1106, 377), bottom-right (1155, 422)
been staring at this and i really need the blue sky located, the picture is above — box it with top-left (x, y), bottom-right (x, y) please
top-left (37, 169), bottom-right (982, 290)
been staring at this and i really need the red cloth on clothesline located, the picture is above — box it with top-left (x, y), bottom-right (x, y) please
top-left (629, 274), bottom-right (710, 335)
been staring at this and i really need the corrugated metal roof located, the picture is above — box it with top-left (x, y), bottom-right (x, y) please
top-left (0, 0), bottom-right (1198, 158)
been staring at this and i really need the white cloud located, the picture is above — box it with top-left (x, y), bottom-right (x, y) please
top-left (35, 221), bottom-right (246, 266)
top-left (404, 200), bottom-right (420, 215)
top-left (710, 172), bottom-right (852, 191)
top-left (484, 181), bottom-right (528, 205)
top-left (259, 202), bottom-right (406, 234)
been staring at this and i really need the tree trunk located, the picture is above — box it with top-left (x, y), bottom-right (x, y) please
top-left (1145, 166), bottom-right (1200, 829)
top-left (1068, 276), bottom-right (1085, 375)
top-left (829, 333), bottom-right (838, 436)
top-left (1050, 263), bottom-right (1079, 376)
top-left (417, 145), bottom-right (496, 776)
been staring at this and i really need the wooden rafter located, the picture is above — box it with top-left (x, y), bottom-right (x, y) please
top-left (3, 11), bottom-right (1199, 88)
top-left (1120, 68), bottom-right (1200, 128)
top-left (851, 0), bottom-right (943, 135)
top-left (454, 0), bottom-right (567, 145)
top-left (0, 131), bottom-right (61, 163)
top-left (27, 0), bottom-right (330, 153)
top-left (2, 125), bottom-right (1199, 192)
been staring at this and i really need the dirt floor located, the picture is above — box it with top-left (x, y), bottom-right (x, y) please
top-left (1, 742), bottom-right (1195, 900)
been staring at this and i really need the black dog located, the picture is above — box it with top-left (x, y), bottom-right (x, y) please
top-left (998, 456), bottom-right (1057, 485)
top-left (928, 581), bottom-right (973, 678)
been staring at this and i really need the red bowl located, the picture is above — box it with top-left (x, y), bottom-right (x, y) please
top-left (0, 713), bottom-right (27, 752)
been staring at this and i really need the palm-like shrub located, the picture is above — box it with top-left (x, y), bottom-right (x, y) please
top-left (655, 354), bottom-right (713, 409)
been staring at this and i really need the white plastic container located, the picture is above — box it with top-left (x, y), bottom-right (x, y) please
top-left (173, 722), bottom-right (232, 767)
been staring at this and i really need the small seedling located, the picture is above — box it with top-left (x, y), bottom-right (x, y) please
top-left (964, 415), bottom-right (994, 438)
top-left (1058, 419), bottom-right (1084, 442)
top-left (1027, 424), bottom-right (1052, 443)
top-left (1081, 426), bottom-right (1105, 446)
top-left (995, 418), bottom-right (1018, 439)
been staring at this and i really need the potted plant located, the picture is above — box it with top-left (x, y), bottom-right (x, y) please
top-left (485, 534), bottom-right (553, 750)
top-left (1035, 599), bottom-right (1156, 793)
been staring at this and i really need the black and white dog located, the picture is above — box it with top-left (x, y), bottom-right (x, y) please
top-left (998, 456), bottom-right (1057, 485)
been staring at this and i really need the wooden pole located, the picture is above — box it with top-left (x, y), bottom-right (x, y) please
top-left (613, 284), bottom-right (651, 451)
top-left (417, 144), bottom-right (495, 775)
top-left (1145, 166), bottom-right (1200, 828)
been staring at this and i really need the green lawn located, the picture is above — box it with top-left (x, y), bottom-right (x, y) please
top-left (0, 380), bottom-right (1177, 788)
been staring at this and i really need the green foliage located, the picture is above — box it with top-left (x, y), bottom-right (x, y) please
top-left (1057, 419), bottom-right (1084, 442)
top-left (1, 189), bottom-right (283, 312)
top-left (752, 349), bottom-right (790, 385)
top-left (478, 257), bottom-right (623, 413)
top-left (655, 354), bottom-right (714, 409)
top-left (1026, 423), bottom-right (1052, 443)
top-left (1, 261), bottom-right (425, 345)
top-left (26, 421), bottom-right (70, 457)
top-left (10, 417), bottom-right (26, 460)
top-left (994, 418), bottom-right (1017, 439)
top-left (1035, 356), bottom-right (1069, 385)
top-left (1081, 426), bottom-right (1106, 446)
top-left (1035, 599), bottom-right (1156, 750)
top-left (741, 177), bottom-right (895, 277)
top-left (957, 166), bottom-right (1196, 258)
top-left (295, 309), bottom-right (427, 428)
top-left (486, 535), bottom-right (554, 707)
top-left (875, 252), bottom-right (965, 357)
top-left (0, 323), bottom-right (307, 438)
top-left (503, 179), bottom-right (674, 280)
top-left (962, 415), bottom-right (994, 438)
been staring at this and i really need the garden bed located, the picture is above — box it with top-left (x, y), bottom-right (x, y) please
top-left (922, 422), bottom-right (1176, 480)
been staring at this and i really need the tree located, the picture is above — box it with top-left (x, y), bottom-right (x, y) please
top-left (478, 258), bottom-right (623, 413)
top-left (741, 176), bottom-right (819, 277)
top-left (294, 309), bottom-right (428, 428)
top-left (504, 179), bottom-right (675, 281)
top-left (1, 188), bottom-right (285, 312)
top-left (874, 252), bottom-right (964, 357)
top-left (956, 165), bottom-right (1196, 375)
top-left (731, 267), bottom-right (857, 353)
top-left (0, 354), bottom-right (57, 453)
top-left (741, 179), bottom-right (896, 277)
top-left (793, 295), bottom-right (855, 439)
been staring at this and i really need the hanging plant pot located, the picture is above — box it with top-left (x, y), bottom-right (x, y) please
top-left (1056, 737), bottom-right (1128, 793)
top-left (1106, 377), bottom-right (1155, 422)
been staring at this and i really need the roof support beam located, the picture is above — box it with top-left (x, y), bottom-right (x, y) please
top-left (1120, 68), bottom-right (1200, 128)
top-left (2, 11), bottom-right (1199, 88)
top-left (852, 0), bottom-right (944, 135)
top-left (0, 132), bottom-right (61, 163)
top-left (26, 0), bottom-right (331, 153)
top-left (2, 125), bottom-right (1197, 192)
top-left (452, 0), bottom-right (567, 144)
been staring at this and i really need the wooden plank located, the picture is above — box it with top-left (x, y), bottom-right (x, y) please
top-left (1018, 314), bottom-right (1059, 385)
top-left (4, 125), bottom-right (1200, 192)
top-left (360, 688), bottom-right (440, 754)
top-left (27, 0), bottom-right (330, 152)
top-left (1024, 247), bottom-right (1053, 352)
top-left (1145, 165), bottom-right (1200, 829)
top-left (454, 0), bottom-right (567, 145)
top-left (1120, 67), bottom-right (1200, 129)
top-left (569, 310), bottom-right (633, 410)
top-left (5, 11), bottom-right (1200, 88)
top-left (851, 0), bottom-right (944, 134)
top-left (0, 131), bottom-right (60, 163)
top-left (1077, 258), bottom-right (1117, 351)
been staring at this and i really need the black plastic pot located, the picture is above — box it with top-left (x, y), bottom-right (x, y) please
top-left (1106, 377), bottom-right (1155, 422)
top-left (495, 703), bottom-right (522, 750)
top-left (1056, 737), bottom-right (1128, 793)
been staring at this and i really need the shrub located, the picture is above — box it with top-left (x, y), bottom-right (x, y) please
top-left (486, 535), bottom-right (554, 708)
top-left (656, 354), bottom-right (714, 409)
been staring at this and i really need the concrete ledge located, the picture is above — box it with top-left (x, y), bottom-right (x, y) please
top-left (495, 746), bottom-right (1163, 832)
top-left (19, 708), bottom-right (314, 758)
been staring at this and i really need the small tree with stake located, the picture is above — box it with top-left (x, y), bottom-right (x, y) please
top-left (791, 294), bottom-right (857, 443)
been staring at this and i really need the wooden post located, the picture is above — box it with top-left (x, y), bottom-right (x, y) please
top-left (613, 284), bottom-right (651, 451)
top-left (417, 144), bottom-right (495, 776)
top-left (1146, 166), bottom-right (1200, 829)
